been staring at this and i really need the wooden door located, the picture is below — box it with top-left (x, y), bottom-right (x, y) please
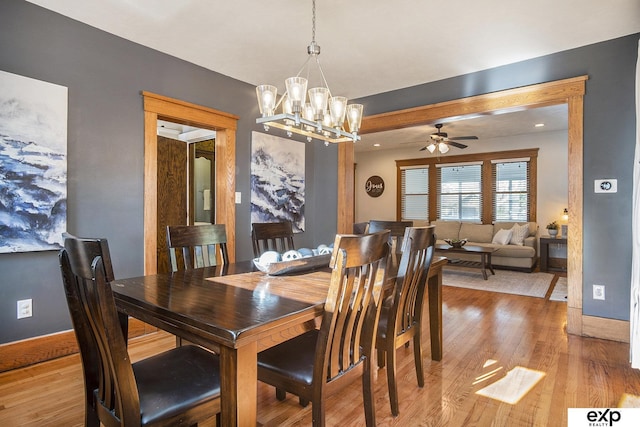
top-left (157, 135), bottom-right (187, 273)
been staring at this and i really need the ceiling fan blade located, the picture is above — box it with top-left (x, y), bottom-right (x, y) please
top-left (450, 135), bottom-right (478, 140)
top-left (447, 141), bottom-right (468, 149)
top-left (419, 146), bottom-right (428, 151)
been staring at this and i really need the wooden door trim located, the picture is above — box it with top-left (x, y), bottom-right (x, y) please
top-left (143, 92), bottom-right (238, 274)
top-left (338, 76), bottom-right (594, 338)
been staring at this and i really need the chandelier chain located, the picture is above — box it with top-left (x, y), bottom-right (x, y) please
top-left (311, 0), bottom-right (316, 44)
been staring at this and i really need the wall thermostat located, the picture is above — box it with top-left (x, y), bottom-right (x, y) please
top-left (594, 179), bottom-right (617, 193)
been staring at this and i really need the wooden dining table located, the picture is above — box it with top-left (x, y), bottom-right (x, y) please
top-left (112, 256), bottom-right (447, 426)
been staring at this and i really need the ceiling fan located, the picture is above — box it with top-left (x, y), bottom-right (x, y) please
top-left (419, 123), bottom-right (478, 153)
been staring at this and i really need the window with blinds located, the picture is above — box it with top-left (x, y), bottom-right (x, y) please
top-left (400, 167), bottom-right (429, 220)
top-left (493, 160), bottom-right (530, 222)
top-left (437, 164), bottom-right (482, 221)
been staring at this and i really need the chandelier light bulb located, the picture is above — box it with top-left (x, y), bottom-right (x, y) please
top-left (329, 96), bottom-right (347, 128)
top-left (256, 85), bottom-right (277, 117)
top-left (285, 77), bottom-right (308, 112)
top-left (347, 104), bottom-right (363, 134)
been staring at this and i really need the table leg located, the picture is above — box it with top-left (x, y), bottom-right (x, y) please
top-left (540, 240), bottom-right (549, 272)
top-left (487, 253), bottom-right (495, 275)
top-left (220, 342), bottom-right (258, 426)
top-left (427, 266), bottom-right (443, 361)
top-left (480, 254), bottom-right (488, 280)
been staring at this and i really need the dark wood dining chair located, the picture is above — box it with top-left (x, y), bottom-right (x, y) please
top-left (375, 225), bottom-right (436, 416)
top-left (352, 221), bottom-right (369, 234)
top-left (257, 230), bottom-right (391, 427)
top-left (368, 220), bottom-right (414, 253)
top-left (166, 223), bottom-right (229, 271)
top-left (251, 221), bottom-right (295, 257)
top-left (59, 235), bottom-right (222, 427)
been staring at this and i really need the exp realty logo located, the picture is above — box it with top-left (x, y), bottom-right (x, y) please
top-left (568, 408), bottom-right (640, 427)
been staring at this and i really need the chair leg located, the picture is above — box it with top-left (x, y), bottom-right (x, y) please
top-left (176, 335), bottom-right (182, 347)
top-left (362, 358), bottom-right (377, 426)
top-left (276, 388), bottom-right (286, 401)
top-left (312, 397), bottom-right (326, 427)
top-left (299, 397), bottom-right (310, 407)
top-left (86, 405), bottom-right (100, 427)
top-left (386, 345), bottom-right (400, 416)
top-left (413, 334), bottom-right (425, 387)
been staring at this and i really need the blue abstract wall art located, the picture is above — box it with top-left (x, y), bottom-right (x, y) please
top-left (250, 131), bottom-right (305, 232)
top-left (0, 70), bottom-right (67, 253)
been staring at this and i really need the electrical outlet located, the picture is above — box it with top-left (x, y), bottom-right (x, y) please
top-left (593, 285), bottom-right (605, 300)
top-left (17, 299), bottom-right (33, 319)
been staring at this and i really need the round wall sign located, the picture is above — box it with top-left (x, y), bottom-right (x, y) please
top-left (365, 175), bottom-right (385, 197)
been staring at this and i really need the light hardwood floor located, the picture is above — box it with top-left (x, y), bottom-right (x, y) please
top-left (2, 282), bottom-right (639, 426)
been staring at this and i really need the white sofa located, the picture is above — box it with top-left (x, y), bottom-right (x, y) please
top-left (431, 220), bottom-right (538, 272)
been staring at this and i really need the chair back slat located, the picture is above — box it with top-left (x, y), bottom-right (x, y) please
top-left (368, 220), bottom-right (413, 253)
top-left (251, 221), bottom-right (295, 257)
top-left (166, 224), bottom-right (229, 271)
top-left (393, 226), bottom-right (436, 334)
top-left (317, 230), bottom-right (390, 384)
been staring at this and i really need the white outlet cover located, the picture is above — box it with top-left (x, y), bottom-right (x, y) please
top-left (17, 299), bottom-right (33, 319)
top-left (235, 192), bottom-right (241, 204)
top-left (594, 179), bottom-right (617, 193)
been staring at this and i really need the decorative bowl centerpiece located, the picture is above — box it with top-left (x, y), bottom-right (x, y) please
top-left (252, 244), bottom-right (334, 276)
top-left (443, 238), bottom-right (468, 248)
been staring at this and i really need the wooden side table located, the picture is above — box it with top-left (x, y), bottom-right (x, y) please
top-left (539, 236), bottom-right (567, 272)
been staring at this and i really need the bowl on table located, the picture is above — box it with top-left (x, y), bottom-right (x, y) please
top-left (443, 238), bottom-right (468, 248)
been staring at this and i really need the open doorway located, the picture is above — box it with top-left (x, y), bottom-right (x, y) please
top-left (155, 120), bottom-right (216, 272)
top-left (143, 92), bottom-right (238, 274)
top-left (337, 76), bottom-right (592, 337)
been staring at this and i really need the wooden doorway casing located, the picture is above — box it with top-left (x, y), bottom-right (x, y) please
top-left (337, 76), bottom-right (628, 341)
top-left (143, 92), bottom-right (238, 274)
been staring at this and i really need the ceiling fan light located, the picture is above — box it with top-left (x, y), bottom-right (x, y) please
top-left (438, 142), bottom-right (450, 154)
top-left (427, 143), bottom-right (436, 153)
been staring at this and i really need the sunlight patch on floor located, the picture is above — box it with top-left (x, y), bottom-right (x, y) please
top-left (619, 393), bottom-right (640, 407)
top-left (475, 366), bottom-right (546, 404)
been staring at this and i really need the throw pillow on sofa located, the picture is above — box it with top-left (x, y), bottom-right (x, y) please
top-left (509, 223), bottom-right (529, 246)
top-left (492, 228), bottom-right (513, 245)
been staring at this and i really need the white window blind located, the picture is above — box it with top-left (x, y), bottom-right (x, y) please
top-left (400, 167), bottom-right (429, 220)
top-left (493, 160), bottom-right (530, 222)
top-left (437, 164), bottom-right (482, 221)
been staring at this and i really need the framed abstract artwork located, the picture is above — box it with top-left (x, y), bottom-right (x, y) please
top-left (0, 70), bottom-right (68, 253)
top-left (250, 131), bottom-right (305, 232)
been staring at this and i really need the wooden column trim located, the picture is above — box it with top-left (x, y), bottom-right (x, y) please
top-left (337, 142), bottom-right (355, 234)
top-left (340, 75), bottom-right (606, 339)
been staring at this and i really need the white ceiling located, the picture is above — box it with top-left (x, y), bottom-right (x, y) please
top-left (26, 0), bottom-right (639, 151)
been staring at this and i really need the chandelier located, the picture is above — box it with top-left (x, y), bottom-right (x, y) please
top-left (255, 0), bottom-right (363, 145)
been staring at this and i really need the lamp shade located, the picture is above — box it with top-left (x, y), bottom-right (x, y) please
top-left (256, 85), bottom-right (277, 117)
top-left (438, 142), bottom-right (450, 154)
top-left (426, 143), bottom-right (436, 153)
top-left (308, 87), bottom-right (329, 120)
top-left (329, 96), bottom-right (347, 128)
top-left (347, 104), bottom-right (363, 134)
top-left (285, 77), bottom-right (308, 111)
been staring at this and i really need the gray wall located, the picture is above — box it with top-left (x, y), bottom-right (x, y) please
top-left (356, 34), bottom-right (639, 322)
top-left (0, 0), bottom-right (334, 343)
top-left (0, 0), bottom-right (637, 344)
